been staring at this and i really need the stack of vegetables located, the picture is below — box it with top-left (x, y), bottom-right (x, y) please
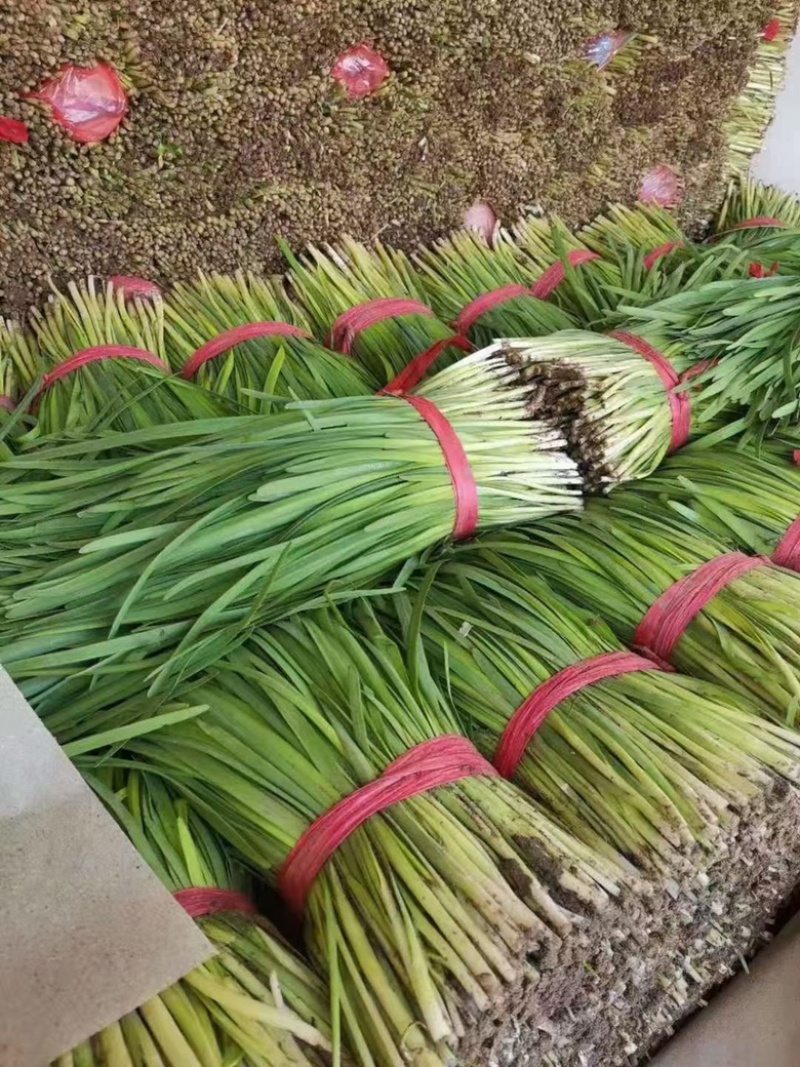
top-left (724, 6), bottom-right (797, 175)
top-left (383, 550), bottom-right (800, 868)
top-left (56, 768), bottom-right (334, 1067)
top-left (5, 173), bottom-right (800, 1067)
top-left (90, 614), bottom-right (643, 1067)
top-left (65, 587), bottom-right (800, 1067)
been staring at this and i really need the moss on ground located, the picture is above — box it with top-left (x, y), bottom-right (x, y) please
top-left (0, 0), bottom-right (775, 314)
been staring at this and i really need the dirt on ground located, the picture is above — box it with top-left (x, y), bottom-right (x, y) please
top-left (0, 0), bottom-right (773, 316)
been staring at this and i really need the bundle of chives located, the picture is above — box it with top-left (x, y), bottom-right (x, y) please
top-left (498, 325), bottom-right (697, 489)
top-left (709, 179), bottom-right (800, 280)
top-left (55, 768), bottom-right (333, 1067)
top-left (14, 278), bottom-right (228, 435)
top-left (726, 8), bottom-right (797, 176)
top-left (283, 237), bottom-right (460, 384)
top-left (627, 440), bottom-right (800, 564)
top-left (0, 349), bottom-right (581, 705)
top-left (414, 228), bottom-right (575, 347)
top-left (492, 492), bottom-right (800, 724)
top-left (0, 319), bottom-right (37, 435)
top-left (618, 274), bottom-right (800, 440)
top-left (511, 216), bottom-right (621, 324)
top-left (164, 271), bottom-right (377, 408)
top-left (117, 617), bottom-right (635, 1067)
top-left (384, 551), bottom-right (800, 868)
top-left (581, 203), bottom-right (687, 262)
top-left (714, 177), bottom-right (800, 238)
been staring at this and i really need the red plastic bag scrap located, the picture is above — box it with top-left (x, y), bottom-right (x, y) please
top-left (463, 201), bottom-right (500, 246)
top-left (109, 275), bottom-right (163, 301)
top-left (27, 63), bottom-right (128, 144)
top-left (763, 17), bottom-right (782, 41)
top-left (333, 44), bottom-right (390, 100)
top-left (0, 116), bottom-right (29, 145)
top-left (639, 165), bottom-right (683, 209)
top-left (749, 261), bottom-right (779, 278)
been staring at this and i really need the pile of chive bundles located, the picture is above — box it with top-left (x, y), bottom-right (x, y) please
top-left (5, 177), bottom-right (800, 1067)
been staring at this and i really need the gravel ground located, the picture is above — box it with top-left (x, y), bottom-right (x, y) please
top-left (0, 1), bottom-right (773, 314)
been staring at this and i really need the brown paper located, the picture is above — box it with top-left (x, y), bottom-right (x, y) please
top-left (651, 913), bottom-right (800, 1067)
top-left (0, 670), bottom-right (214, 1066)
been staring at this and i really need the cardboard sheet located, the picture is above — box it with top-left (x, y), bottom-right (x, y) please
top-left (651, 913), bottom-right (800, 1067)
top-left (0, 670), bottom-right (214, 1065)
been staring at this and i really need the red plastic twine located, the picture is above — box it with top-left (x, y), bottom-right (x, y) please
top-left (531, 250), bottom-right (602, 299)
top-left (495, 651), bottom-right (664, 778)
top-left (396, 394), bottom-right (479, 539)
top-left (731, 216), bottom-right (785, 230)
top-left (383, 335), bottom-right (472, 394)
top-left (455, 284), bottom-right (532, 334)
top-left (773, 452), bottom-right (800, 572)
top-left (774, 518), bottom-right (800, 571)
top-left (174, 888), bottom-right (258, 919)
top-left (328, 298), bottom-right (436, 355)
top-left (644, 241), bottom-right (685, 271)
top-left (181, 321), bottom-right (310, 379)
top-left (634, 552), bottom-right (770, 666)
top-left (454, 251), bottom-right (602, 334)
top-left (278, 736), bottom-right (496, 915)
top-left (609, 331), bottom-right (691, 452)
top-left (38, 345), bottom-right (168, 395)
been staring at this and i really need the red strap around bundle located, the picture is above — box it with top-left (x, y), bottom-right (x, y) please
top-left (634, 552), bottom-right (770, 665)
top-left (0, 395), bottom-right (14, 412)
top-left (494, 651), bottom-right (663, 778)
top-left (181, 321), bottom-right (310, 379)
top-left (38, 345), bottom-right (169, 395)
top-left (774, 518), bottom-right (800, 571)
top-left (174, 887), bottom-right (258, 919)
top-left (455, 284), bottom-right (532, 334)
top-left (383, 334), bottom-right (473, 394)
top-left (454, 251), bottom-right (602, 334)
top-left (730, 216), bottom-right (786, 231)
top-left (773, 452), bottom-right (800, 571)
top-left (609, 331), bottom-right (691, 452)
top-left (397, 394), bottom-right (479, 539)
top-left (531, 250), bottom-right (602, 299)
top-left (278, 735), bottom-right (496, 915)
top-left (643, 241), bottom-right (685, 271)
top-left (328, 298), bottom-right (436, 355)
